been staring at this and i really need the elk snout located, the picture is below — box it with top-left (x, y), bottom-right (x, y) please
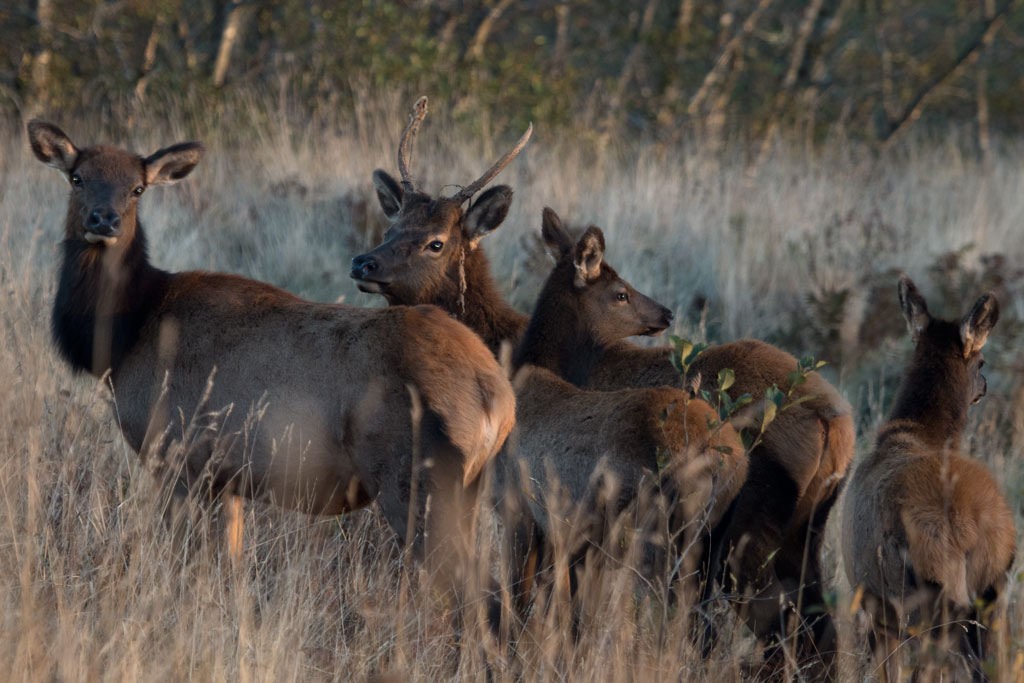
top-left (83, 208), bottom-right (121, 243)
top-left (350, 253), bottom-right (380, 281)
top-left (652, 305), bottom-right (674, 333)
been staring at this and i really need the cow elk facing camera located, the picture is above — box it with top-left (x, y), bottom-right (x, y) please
top-left (27, 120), bottom-right (516, 605)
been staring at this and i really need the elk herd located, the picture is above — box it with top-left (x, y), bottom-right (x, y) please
top-left (27, 97), bottom-right (1016, 680)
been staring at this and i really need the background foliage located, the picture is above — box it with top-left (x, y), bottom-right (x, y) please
top-left (5, 0), bottom-right (1023, 147)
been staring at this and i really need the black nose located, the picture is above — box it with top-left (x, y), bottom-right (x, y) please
top-left (86, 208), bottom-right (121, 235)
top-left (661, 306), bottom-right (674, 326)
top-left (350, 253), bottom-right (379, 280)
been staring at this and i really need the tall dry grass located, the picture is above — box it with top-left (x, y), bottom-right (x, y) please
top-left (2, 102), bottom-right (1023, 680)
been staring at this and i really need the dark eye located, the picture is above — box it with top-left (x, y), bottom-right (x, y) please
top-left (616, 291), bottom-right (628, 302)
top-left (133, 186), bottom-right (145, 196)
top-left (978, 359), bottom-right (985, 370)
top-left (427, 240), bottom-right (444, 252)
top-left (70, 174), bottom-right (82, 186)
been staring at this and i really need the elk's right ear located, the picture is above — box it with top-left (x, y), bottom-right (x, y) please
top-left (960, 292), bottom-right (999, 357)
top-left (898, 275), bottom-right (930, 342)
top-left (373, 170), bottom-right (403, 219)
top-left (144, 142), bottom-right (203, 185)
top-left (465, 185), bottom-right (513, 245)
top-left (541, 207), bottom-right (573, 260)
top-left (27, 120), bottom-right (79, 172)
top-left (573, 226), bottom-right (606, 288)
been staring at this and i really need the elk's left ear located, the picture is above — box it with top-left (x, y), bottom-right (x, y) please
top-left (465, 185), bottom-right (513, 247)
top-left (541, 207), bottom-right (573, 261)
top-left (898, 275), bottom-right (930, 342)
top-left (144, 142), bottom-right (204, 185)
top-left (27, 120), bottom-right (79, 172)
top-left (573, 226), bottom-right (606, 288)
top-left (960, 292), bottom-right (999, 357)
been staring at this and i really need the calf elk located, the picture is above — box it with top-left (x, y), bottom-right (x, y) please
top-left (842, 275), bottom-right (1015, 680)
top-left (503, 210), bottom-right (747, 623)
top-left (28, 120), bottom-right (516, 599)
top-left (354, 105), bottom-right (853, 668)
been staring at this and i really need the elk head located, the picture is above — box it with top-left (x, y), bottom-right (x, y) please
top-left (28, 120), bottom-right (203, 250)
top-left (898, 274), bottom-right (998, 406)
top-left (540, 207), bottom-right (673, 346)
top-left (350, 97), bottom-right (532, 311)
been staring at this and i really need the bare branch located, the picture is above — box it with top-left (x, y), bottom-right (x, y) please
top-left (881, 0), bottom-right (1015, 146)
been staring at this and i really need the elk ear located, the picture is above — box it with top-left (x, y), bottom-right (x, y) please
top-left (573, 226), bottom-right (606, 288)
top-left (685, 372), bottom-right (702, 398)
top-left (898, 275), bottom-right (930, 342)
top-left (465, 185), bottom-right (513, 246)
top-left (144, 142), bottom-right (203, 185)
top-left (960, 292), bottom-right (999, 357)
top-left (373, 169), bottom-right (403, 219)
top-left (28, 120), bottom-right (79, 172)
top-left (541, 207), bottom-right (573, 260)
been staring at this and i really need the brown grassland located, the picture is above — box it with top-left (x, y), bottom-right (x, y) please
top-left (1, 100), bottom-right (1023, 680)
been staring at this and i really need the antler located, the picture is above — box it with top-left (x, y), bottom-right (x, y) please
top-left (398, 96), bottom-right (429, 193)
top-left (449, 122), bottom-right (534, 204)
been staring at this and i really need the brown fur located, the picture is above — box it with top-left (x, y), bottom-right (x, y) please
top-left (503, 219), bottom-right (747, 611)
top-left (842, 276), bottom-right (1014, 679)
top-left (354, 196), bottom-right (854, 662)
top-left (29, 120), bottom-right (516, 596)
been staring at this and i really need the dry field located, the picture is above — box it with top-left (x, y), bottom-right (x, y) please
top-left (1, 102), bottom-right (1023, 680)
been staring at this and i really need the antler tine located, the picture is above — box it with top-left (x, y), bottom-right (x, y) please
top-left (397, 96), bottom-right (429, 193)
top-left (450, 122), bottom-right (533, 204)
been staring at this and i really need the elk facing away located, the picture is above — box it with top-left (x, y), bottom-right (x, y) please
top-left (28, 120), bottom-right (516, 599)
top-left (842, 275), bottom-right (1014, 680)
top-left (502, 212), bottom-right (747, 628)
top-left (352, 102), bottom-right (853, 670)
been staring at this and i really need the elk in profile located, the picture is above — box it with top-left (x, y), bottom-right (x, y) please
top-left (27, 120), bottom-right (516, 601)
top-left (842, 275), bottom-right (1014, 680)
top-left (354, 113), bottom-right (853, 666)
top-left (502, 212), bottom-right (747, 623)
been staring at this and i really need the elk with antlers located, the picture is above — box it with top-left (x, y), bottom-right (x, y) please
top-left (842, 275), bottom-right (1014, 680)
top-left (351, 107), bottom-right (853, 670)
top-left (28, 119), bottom-right (516, 600)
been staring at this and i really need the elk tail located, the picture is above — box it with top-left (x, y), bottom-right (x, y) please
top-left (402, 306), bottom-right (517, 487)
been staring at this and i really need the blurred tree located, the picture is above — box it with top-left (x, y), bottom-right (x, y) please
top-left (3, 0), bottom-right (1021, 147)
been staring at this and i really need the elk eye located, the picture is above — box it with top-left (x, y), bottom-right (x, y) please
top-left (70, 174), bottom-right (82, 187)
top-left (427, 240), bottom-right (444, 252)
top-left (978, 359), bottom-right (985, 370)
top-left (133, 186), bottom-right (145, 196)
top-left (616, 291), bottom-right (628, 302)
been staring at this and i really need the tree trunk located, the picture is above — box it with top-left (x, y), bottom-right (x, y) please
top-left (213, 1), bottom-right (249, 88)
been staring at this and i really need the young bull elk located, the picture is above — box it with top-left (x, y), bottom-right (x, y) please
top-left (28, 120), bottom-right (516, 600)
top-left (501, 212), bottom-right (747, 626)
top-left (842, 275), bottom-right (1014, 680)
top-left (353, 107), bottom-right (853, 663)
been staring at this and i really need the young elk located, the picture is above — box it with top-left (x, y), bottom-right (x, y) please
top-left (502, 212), bottom-right (747, 623)
top-left (28, 120), bottom-right (516, 601)
top-left (842, 275), bottom-right (1014, 680)
top-left (354, 104), bottom-right (853, 663)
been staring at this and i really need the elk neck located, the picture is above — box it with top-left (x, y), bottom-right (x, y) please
top-left (453, 245), bottom-right (527, 354)
top-left (513, 266), bottom-right (601, 386)
top-left (883, 345), bottom-right (971, 449)
top-left (52, 222), bottom-right (170, 376)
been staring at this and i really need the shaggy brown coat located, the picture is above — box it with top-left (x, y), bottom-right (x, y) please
top-left (842, 275), bottom-right (1014, 678)
top-left (352, 189), bottom-right (854, 656)
top-left (28, 120), bottom-right (516, 593)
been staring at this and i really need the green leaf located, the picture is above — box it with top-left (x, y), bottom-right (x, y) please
top-left (717, 368), bottom-right (735, 393)
top-left (762, 401), bottom-right (777, 431)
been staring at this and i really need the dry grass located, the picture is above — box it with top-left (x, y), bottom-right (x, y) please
top-left (2, 104), bottom-right (1023, 680)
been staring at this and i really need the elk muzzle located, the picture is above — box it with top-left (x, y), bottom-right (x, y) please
top-left (84, 207), bottom-right (122, 245)
top-left (350, 253), bottom-right (385, 292)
